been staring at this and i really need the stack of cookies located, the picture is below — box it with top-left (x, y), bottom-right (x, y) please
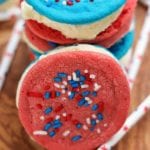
top-left (17, 1), bottom-right (137, 150)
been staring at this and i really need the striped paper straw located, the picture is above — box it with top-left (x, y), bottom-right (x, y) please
top-left (0, 19), bottom-right (24, 91)
top-left (98, 95), bottom-right (150, 150)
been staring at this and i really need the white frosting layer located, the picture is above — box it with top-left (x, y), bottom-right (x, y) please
top-left (0, 0), bottom-right (18, 11)
top-left (22, 1), bottom-right (123, 40)
top-left (16, 44), bottom-right (119, 107)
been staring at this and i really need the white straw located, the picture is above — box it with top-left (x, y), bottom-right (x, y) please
top-left (0, 19), bottom-right (24, 91)
top-left (98, 95), bottom-right (150, 150)
top-left (0, 7), bottom-right (21, 21)
top-left (128, 7), bottom-right (150, 88)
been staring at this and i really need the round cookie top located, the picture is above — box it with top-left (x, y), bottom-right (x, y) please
top-left (17, 45), bottom-right (130, 150)
top-left (24, 0), bottom-right (126, 24)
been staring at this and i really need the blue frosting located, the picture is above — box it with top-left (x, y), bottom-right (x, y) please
top-left (109, 31), bottom-right (134, 59)
top-left (25, 0), bottom-right (126, 25)
top-left (0, 0), bottom-right (6, 4)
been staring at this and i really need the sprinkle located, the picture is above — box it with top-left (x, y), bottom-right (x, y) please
top-left (62, 89), bottom-right (66, 94)
top-left (94, 83), bottom-right (101, 91)
top-left (54, 83), bottom-right (60, 88)
top-left (92, 104), bottom-right (99, 111)
top-left (40, 116), bottom-right (45, 121)
top-left (33, 130), bottom-right (47, 135)
top-left (55, 115), bottom-right (60, 120)
top-left (82, 91), bottom-right (90, 97)
top-left (27, 92), bottom-right (43, 98)
top-left (56, 91), bottom-right (61, 97)
top-left (86, 118), bottom-right (91, 125)
top-left (44, 107), bottom-right (53, 115)
top-left (97, 128), bottom-right (101, 134)
top-left (44, 91), bottom-right (51, 99)
top-left (76, 123), bottom-right (82, 129)
top-left (68, 91), bottom-right (76, 100)
top-left (54, 77), bottom-right (62, 83)
top-left (63, 130), bottom-right (70, 137)
top-left (81, 84), bottom-right (89, 89)
top-left (44, 123), bottom-right (52, 131)
top-left (71, 135), bottom-right (82, 142)
top-left (67, 75), bottom-right (72, 80)
top-left (83, 125), bottom-right (88, 130)
top-left (62, 112), bottom-right (67, 117)
top-left (55, 104), bottom-right (64, 113)
top-left (78, 98), bottom-right (86, 106)
top-left (53, 120), bottom-right (62, 129)
top-left (84, 70), bottom-right (88, 73)
top-left (72, 72), bottom-right (79, 81)
top-left (80, 75), bottom-right (86, 82)
top-left (91, 119), bottom-right (97, 126)
top-left (92, 114), bottom-right (97, 119)
top-left (75, 70), bottom-right (81, 77)
top-left (104, 123), bottom-right (108, 127)
top-left (69, 81), bottom-right (79, 88)
top-left (96, 120), bottom-right (100, 123)
top-left (49, 130), bottom-right (56, 137)
top-left (90, 74), bottom-right (96, 79)
top-left (57, 72), bottom-right (67, 78)
top-left (97, 113), bottom-right (103, 120)
top-left (61, 85), bottom-right (66, 89)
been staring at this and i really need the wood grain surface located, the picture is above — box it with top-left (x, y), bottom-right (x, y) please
top-left (0, 3), bottom-right (150, 150)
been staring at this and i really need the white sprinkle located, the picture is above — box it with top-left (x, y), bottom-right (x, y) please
top-left (40, 116), bottom-right (45, 121)
top-left (104, 123), bottom-right (108, 127)
top-left (54, 83), bottom-right (60, 88)
top-left (88, 100), bottom-right (93, 104)
top-left (94, 83), bottom-right (101, 91)
top-left (62, 113), bottom-right (67, 117)
top-left (33, 131), bottom-right (47, 135)
top-left (62, 1), bottom-right (66, 5)
top-left (63, 130), bottom-right (70, 137)
top-left (84, 70), bottom-right (88, 73)
top-left (96, 120), bottom-right (100, 123)
top-left (92, 114), bottom-right (97, 119)
top-left (90, 74), bottom-right (96, 79)
top-left (85, 97), bottom-right (90, 101)
top-left (67, 75), bottom-right (72, 80)
top-left (63, 81), bottom-right (67, 86)
top-left (81, 84), bottom-right (89, 89)
top-left (61, 85), bottom-right (66, 89)
top-left (97, 129), bottom-right (101, 134)
top-left (55, 115), bottom-right (60, 120)
top-left (62, 90), bottom-right (66, 94)
top-left (83, 125), bottom-right (88, 130)
top-left (86, 118), bottom-right (91, 125)
top-left (68, 91), bottom-right (71, 96)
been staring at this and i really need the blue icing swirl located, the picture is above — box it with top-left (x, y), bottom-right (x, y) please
top-left (25, 0), bottom-right (126, 25)
top-left (109, 31), bottom-right (134, 59)
top-left (0, 0), bottom-right (6, 4)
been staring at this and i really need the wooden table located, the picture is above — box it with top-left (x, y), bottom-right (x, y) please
top-left (0, 3), bottom-right (150, 150)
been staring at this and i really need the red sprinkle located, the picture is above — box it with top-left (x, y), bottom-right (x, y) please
top-left (27, 92), bottom-right (43, 98)
top-left (55, 104), bottom-right (64, 113)
top-left (36, 104), bottom-right (43, 109)
top-left (45, 117), bottom-right (54, 123)
top-left (98, 102), bottom-right (104, 112)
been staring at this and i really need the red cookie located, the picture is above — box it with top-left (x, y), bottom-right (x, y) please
top-left (26, 0), bottom-right (137, 48)
top-left (17, 45), bottom-right (130, 150)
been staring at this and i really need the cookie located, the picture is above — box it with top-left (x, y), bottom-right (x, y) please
top-left (17, 44), bottom-right (130, 150)
top-left (22, 0), bottom-right (137, 47)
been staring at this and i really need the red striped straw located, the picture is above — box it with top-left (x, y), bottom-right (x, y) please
top-left (0, 19), bottom-right (24, 91)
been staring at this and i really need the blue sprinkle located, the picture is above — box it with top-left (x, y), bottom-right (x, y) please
top-left (56, 91), bottom-right (61, 97)
top-left (92, 91), bottom-right (97, 97)
top-left (53, 119), bottom-right (61, 125)
top-left (79, 81), bottom-right (84, 85)
top-left (80, 75), bottom-right (86, 82)
top-left (75, 70), bottom-right (81, 77)
top-left (92, 104), bottom-right (99, 111)
top-left (54, 77), bottom-right (62, 83)
top-left (49, 130), bottom-right (56, 137)
top-left (78, 98), bottom-right (86, 107)
top-left (91, 119), bottom-right (97, 126)
top-left (44, 92), bottom-right (51, 99)
top-left (71, 135), bottom-right (82, 142)
top-left (53, 120), bottom-right (62, 129)
top-left (82, 91), bottom-right (90, 97)
top-left (68, 91), bottom-right (76, 100)
top-left (44, 107), bottom-right (53, 115)
top-left (44, 123), bottom-right (52, 131)
top-left (71, 82), bottom-right (79, 88)
top-left (97, 113), bottom-right (103, 120)
top-left (76, 123), bottom-right (82, 129)
top-left (57, 73), bottom-right (67, 78)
